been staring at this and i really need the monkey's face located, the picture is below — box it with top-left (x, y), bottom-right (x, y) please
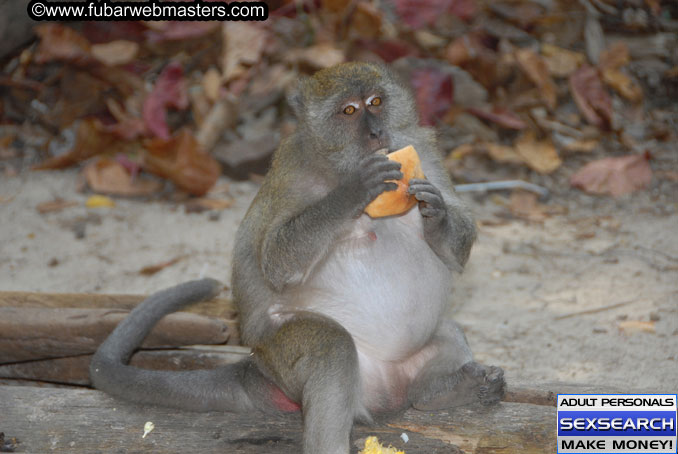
top-left (291, 62), bottom-right (419, 174)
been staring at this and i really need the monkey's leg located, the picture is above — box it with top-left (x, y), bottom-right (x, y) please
top-left (90, 279), bottom-right (272, 412)
top-left (252, 314), bottom-right (366, 454)
top-left (408, 320), bottom-right (505, 411)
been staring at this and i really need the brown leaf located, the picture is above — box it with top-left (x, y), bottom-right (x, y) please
top-left (466, 107), bottom-right (526, 130)
top-left (569, 65), bottom-right (613, 129)
top-left (185, 197), bottom-right (235, 213)
top-left (515, 48), bottom-right (558, 110)
top-left (139, 256), bottom-right (186, 276)
top-left (541, 43), bottom-right (585, 77)
top-left (84, 157), bottom-right (162, 196)
top-left (349, 2), bottom-right (383, 39)
top-left (33, 119), bottom-right (118, 170)
top-left (91, 40), bottom-right (139, 66)
top-left (510, 190), bottom-right (547, 222)
top-left (143, 129), bottom-right (221, 197)
top-left (222, 23), bottom-right (267, 81)
top-left (34, 24), bottom-right (92, 65)
top-left (601, 69), bottom-right (643, 102)
top-left (286, 43), bottom-right (346, 70)
top-left (36, 199), bottom-right (78, 214)
top-left (515, 131), bottom-right (561, 174)
top-left (598, 42), bottom-right (630, 72)
top-left (483, 142), bottom-right (524, 164)
top-left (570, 153), bottom-right (652, 197)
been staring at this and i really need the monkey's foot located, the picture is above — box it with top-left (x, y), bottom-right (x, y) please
top-left (412, 361), bottom-right (505, 411)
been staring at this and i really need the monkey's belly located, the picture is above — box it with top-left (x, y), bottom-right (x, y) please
top-left (298, 211), bottom-right (452, 362)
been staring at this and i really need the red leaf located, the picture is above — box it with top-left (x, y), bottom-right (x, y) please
top-left (143, 62), bottom-right (189, 140)
top-left (394, 0), bottom-right (476, 29)
top-left (569, 65), bottom-right (612, 129)
top-left (466, 107), bottom-right (526, 130)
top-left (411, 69), bottom-right (454, 126)
top-left (570, 153), bottom-right (652, 197)
top-left (143, 129), bottom-right (221, 196)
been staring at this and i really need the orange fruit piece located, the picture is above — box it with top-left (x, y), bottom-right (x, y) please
top-left (365, 145), bottom-right (425, 218)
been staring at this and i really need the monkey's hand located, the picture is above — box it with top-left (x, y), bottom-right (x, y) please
top-left (341, 154), bottom-right (403, 217)
top-left (408, 178), bottom-right (475, 271)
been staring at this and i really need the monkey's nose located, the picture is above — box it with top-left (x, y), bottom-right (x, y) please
top-left (369, 129), bottom-right (383, 140)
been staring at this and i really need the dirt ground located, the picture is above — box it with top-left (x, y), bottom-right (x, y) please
top-left (0, 168), bottom-right (676, 392)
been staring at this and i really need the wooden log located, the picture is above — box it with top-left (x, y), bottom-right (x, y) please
top-left (0, 307), bottom-right (232, 363)
top-left (0, 385), bottom-right (556, 453)
top-left (0, 290), bottom-right (237, 318)
top-left (0, 346), bottom-right (251, 385)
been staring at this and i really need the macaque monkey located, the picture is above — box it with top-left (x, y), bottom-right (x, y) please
top-left (91, 62), bottom-right (505, 454)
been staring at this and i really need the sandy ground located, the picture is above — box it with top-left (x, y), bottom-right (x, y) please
top-left (0, 169), bottom-right (676, 391)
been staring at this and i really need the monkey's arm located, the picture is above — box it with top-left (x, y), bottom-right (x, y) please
top-left (408, 178), bottom-right (476, 271)
top-left (259, 155), bottom-right (402, 292)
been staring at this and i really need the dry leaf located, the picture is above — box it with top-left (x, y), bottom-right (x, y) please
top-left (144, 129), bottom-right (221, 196)
top-left (601, 69), bottom-right (643, 102)
top-left (466, 107), bottom-right (526, 130)
top-left (287, 43), bottom-right (346, 70)
top-left (515, 131), bottom-right (562, 174)
top-left (618, 320), bottom-right (656, 334)
top-left (139, 256), bottom-right (186, 275)
top-left (34, 23), bottom-right (92, 64)
top-left (350, 2), bottom-right (383, 39)
top-left (33, 119), bottom-right (118, 170)
top-left (598, 42), bottom-right (630, 71)
top-left (91, 40), bottom-right (139, 66)
top-left (84, 158), bottom-right (161, 196)
top-left (185, 197), bottom-right (235, 213)
top-left (510, 190), bottom-right (547, 221)
top-left (569, 65), bottom-right (613, 129)
top-left (541, 43), bottom-right (585, 77)
top-left (202, 68), bottom-right (222, 103)
top-left (411, 68), bottom-right (454, 126)
top-left (144, 21), bottom-right (219, 43)
top-left (562, 138), bottom-right (599, 153)
top-left (36, 199), bottom-right (78, 214)
top-left (222, 23), bottom-right (267, 82)
top-left (515, 48), bottom-right (558, 110)
top-left (143, 62), bottom-right (189, 140)
top-left (484, 142), bottom-right (524, 164)
top-left (570, 153), bottom-right (652, 197)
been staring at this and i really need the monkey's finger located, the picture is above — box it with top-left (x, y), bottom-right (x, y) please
top-left (365, 158), bottom-right (402, 175)
top-left (372, 181), bottom-right (398, 195)
top-left (420, 206), bottom-right (444, 218)
top-left (408, 180), bottom-right (441, 197)
top-left (373, 170), bottom-right (404, 182)
top-left (413, 191), bottom-right (443, 206)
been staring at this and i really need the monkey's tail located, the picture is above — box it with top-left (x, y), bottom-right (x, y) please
top-left (89, 278), bottom-right (267, 412)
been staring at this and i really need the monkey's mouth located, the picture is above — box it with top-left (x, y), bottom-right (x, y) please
top-left (375, 147), bottom-right (390, 155)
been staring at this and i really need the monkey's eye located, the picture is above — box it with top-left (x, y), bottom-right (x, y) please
top-left (343, 105), bottom-right (356, 115)
top-left (370, 97), bottom-right (382, 106)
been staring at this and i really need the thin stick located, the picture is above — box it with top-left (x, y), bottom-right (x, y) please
top-left (554, 300), bottom-right (634, 320)
top-left (455, 180), bottom-right (550, 199)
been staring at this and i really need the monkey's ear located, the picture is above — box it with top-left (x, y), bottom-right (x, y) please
top-left (286, 76), bottom-right (309, 119)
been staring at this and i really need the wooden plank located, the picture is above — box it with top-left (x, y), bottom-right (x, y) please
top-left (0, 346), bottom-right (251, 385)
top-left (0, 385), bottom-right (556, 453)
top-left (0, 290), bottom-right (236, 319)
top-left (0, 307), bottom-right (234, 363)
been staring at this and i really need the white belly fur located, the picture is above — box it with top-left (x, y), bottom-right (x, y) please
top-left (294, 208), bottom-right (452, 362)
